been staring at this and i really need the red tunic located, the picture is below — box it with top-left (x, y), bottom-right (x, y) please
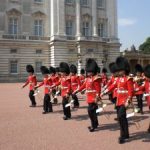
top-left (101, 73), bottom-right (108, 87)
top-left (105, 75), bottom-right (118, 98)
top-left (105, 75), bottom-right (115, 88)
top-left (134, 76), bottom-right (144, 95)
top-left (79, 75), bottom-right (85, 85)
top-left (78, 75), bottom-right (101, 104)
top-left (138, 80), bottom-right (150, 106)
top-left (112, 77), bottom-right (119, 98)
top-left (55, 76), bottom-right (71, 97)
top-left (50, 74), bottom-right (59, 84)
top-left (24, 75), bottom-right (37, 91)
top-left (38, 77), bottom-right (53, 94)
top-left (106, 76), bottom-right (134, 106)
top-left (70, 75), bottom-right (81, 92)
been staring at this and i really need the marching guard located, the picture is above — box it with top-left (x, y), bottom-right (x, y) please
top-left (134, 64), bottom-right (144, 114)
top-left (136, 64), bottom-right (150, 133)
top-left (49, 66), bottom-right (59, 104)
top-left (74, 59), bottom-right (101, 132)
top-left (101, 68), bottom-right (108, 87)
top-left (70, 64), bottom-right (81, 108)
top-left (103, 62), bottom-right (119, 105)
top-left (35, 66), bottom-right (53, 114)
top-left (22, 65), bottom-right (37, 107)
top-left (101, 57), bottom-right (134, 144)
top-left (53, 62), bottom-right (71, 120)
top-left (79, 68), bottom-right (86, 85)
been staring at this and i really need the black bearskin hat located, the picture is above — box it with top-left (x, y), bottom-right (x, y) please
top-left (55, 67), bottom-right (60, 73)
top-left (49, 66), bottom-right (56, 74)
top-left (109, 62), bottom-right (118, 73)
top-left (135, 64), bottom-right (143, 73)
top-left (116, 56), bottom-right (130, 74)
top-left (97, 67), bottom-right (101, 74)
top-left (144, 64), bottom-right (150, 78)
top-left (102, 68), bottom-right (107, 73)
top-left (85, 58), bottom-right (98, 75)
top-left (70, 64), bottom-right (77, 74)
top-left (59, 62), bottom-right (70, 75)
top-left (26, 65), bottom-right (34, 73)
top-left (80, 68), bottom-right (85, 74)
top-left (40, 66), bottom-right (49, 75)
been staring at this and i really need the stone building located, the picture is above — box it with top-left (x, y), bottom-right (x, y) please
top-left (121, 46), bottom-right (150, 73)
top-left (0, 0), bottom-right (120, 82)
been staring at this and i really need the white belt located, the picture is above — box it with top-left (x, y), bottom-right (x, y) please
top-left (86, 90), bottom-right (96, 93)
top-left (44, 85), bottom-right (50, 88)
top-left (72, 83), bottom-right (78, 85)
top-left (61, 87), bottom-right (68, 89)
top-left (117, 90), bottom-right (128, 94)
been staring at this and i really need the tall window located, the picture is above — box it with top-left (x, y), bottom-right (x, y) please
top-left (81, 0), bottom-right (88, 6)
top-left (83, 22), bottom-right (89, 36)
top-left (65, 0), bottom-right (73, 4)
top-left (10, 49), bottom-right (17, 54)
top-left (98, 23), bottom-right (105, 37)
top-left (35, 61), bottom-right (42, 73)
top-left (34, 20), bottom-right (43, 36)
top-left (34, 0), bottom-right (43, 2)
top-left (10, 60), bottom-right (18, 74)
top-left (36, 49), bottom-right (42, 54)
top-left (97, 0), bottom-right (104, 8)
top-left (8, 18), bottom-right (18, 34)
top-left (66, 21), bottom-right (73, 35)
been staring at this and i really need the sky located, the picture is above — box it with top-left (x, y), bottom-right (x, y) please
top-left (118, 0), bottom-right (150, 51)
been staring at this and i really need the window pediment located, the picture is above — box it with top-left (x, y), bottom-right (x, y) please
top-left (32, 10), bottom-right (46, 17)
top-left (82, 13), bottom-right (91, 21)
top-left (7, 8), bottom-right (22, 16)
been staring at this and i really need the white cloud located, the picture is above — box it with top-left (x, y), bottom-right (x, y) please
top-left (118, 18), bottom-right (137, 26)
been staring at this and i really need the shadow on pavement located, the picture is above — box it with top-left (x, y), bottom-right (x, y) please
top-left (97, 123), bottom-right (119, 132)
top-left (128, 131), bottom-right (150, 143)
top-left (71, 114), bottom-right (89, 121)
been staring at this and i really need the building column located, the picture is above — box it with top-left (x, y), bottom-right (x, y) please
top-left (76, 0), bottom-right (81, 38)
top-left (50, 0), bottom-right (57, 38)
top-left (106, 0), bottom-right (118, 40)
top-left (57, 0), bottom-right (65, 36)
top-left (92, 0), bottom-right (98, 37)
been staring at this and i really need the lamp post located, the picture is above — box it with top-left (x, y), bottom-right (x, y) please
top-left (76, 43), bottom-right (82, 75)
top-left (102, 52), bottom-right (108, 68)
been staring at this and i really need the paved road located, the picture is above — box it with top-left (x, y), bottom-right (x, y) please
top-left (0, 83), bottom-right (149, 150)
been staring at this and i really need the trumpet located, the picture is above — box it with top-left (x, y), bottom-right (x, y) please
top-left (96, 100), bottom-right (110, 119)
top-left (126, 101), bottom-right (141, 129)
top-left (134, 76), bottom-right (145, 86)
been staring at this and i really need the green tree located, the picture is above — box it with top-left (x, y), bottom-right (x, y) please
top-left (139, 37), bottom-right (150, 53)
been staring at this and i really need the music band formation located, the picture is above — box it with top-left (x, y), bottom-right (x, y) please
top-left (22, 56), bottom-right (150, 144)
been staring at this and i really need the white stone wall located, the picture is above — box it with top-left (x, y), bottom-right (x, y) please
top-left (0, 0), bottom-right (120, 81)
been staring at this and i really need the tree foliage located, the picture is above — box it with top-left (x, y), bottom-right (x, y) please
top-left (139, 37), bottom-right (150, 53)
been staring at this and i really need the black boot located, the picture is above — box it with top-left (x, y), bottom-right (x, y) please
top-left (118, 137), bottom-right (125, 144)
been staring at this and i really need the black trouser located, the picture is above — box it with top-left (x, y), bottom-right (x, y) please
top-left (88, 103), bottom-right (99, 128)
top-left (109, 93), bottom-right (116, 104)
top-left (108, 93), bottom-right (113, 101)
top-left (72, 94), bottom-right (79, 107)
top-left (62, 97), bottom-right (71, 118)
top-left (136, 94), bottom-right (143, 112)
top-left (113, 97), bottom-right (117, 109)
top-left (116, 105), bottom-right (129, 138)
top-left (43, 94), bottom-right (53, 112)
top-left (29, 90), bottom-right (36, 105)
